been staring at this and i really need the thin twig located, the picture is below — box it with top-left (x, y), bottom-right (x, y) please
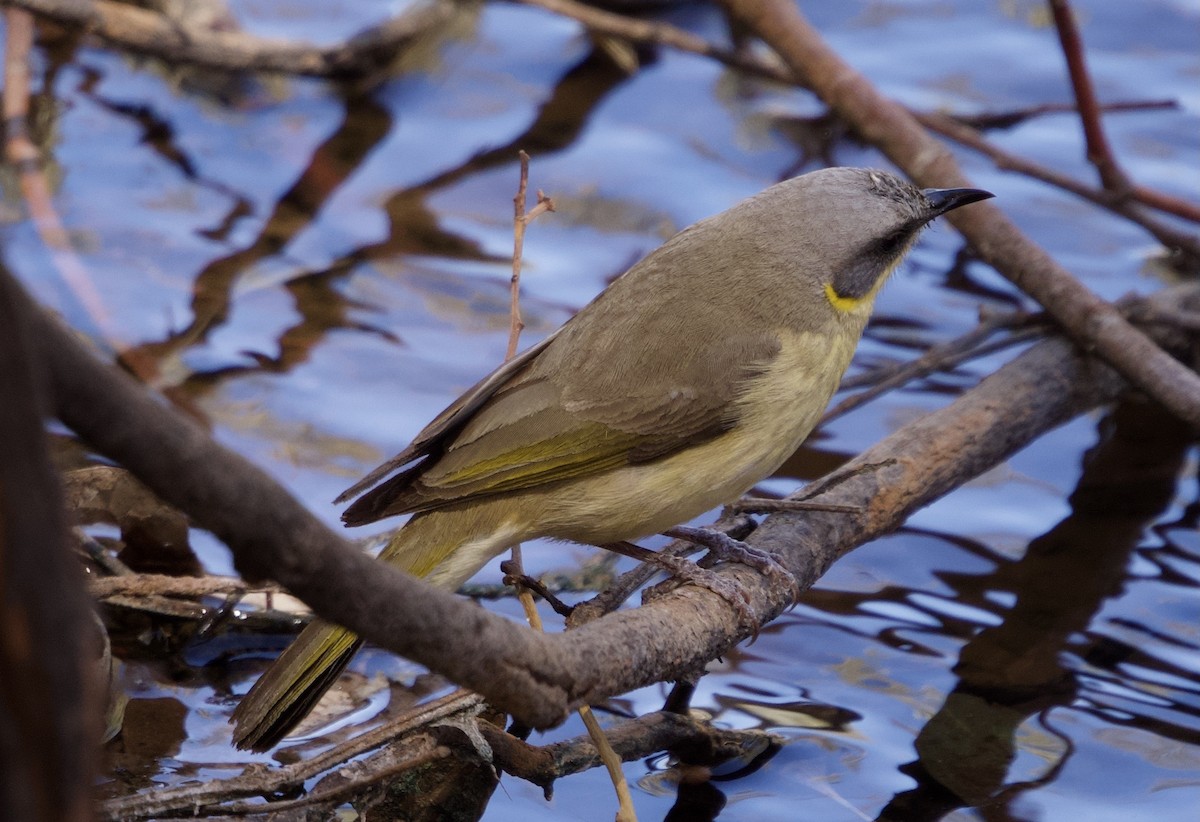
top-left (950, 99), bottom-right (1177, 131)
top-left (509, 151), bottom-right (533, 358)
top-left (509, 546), bottom-right (637, 821)
top-left (915, 111), bottom-right (1200, 264)
top-left (505, 154), bottom-right (630, 820)
top-left (1047, 0), bottom-right (1132, 193)
top-left (1042, 1), bottom-right (1199, 224)
top-left (823, 313), bottom-right (1049, 424)
top-left (1130, 183), bottom-right (1200, 225)
top-left (569, 513), bottom-right (756, 628)
top-left (517, 0), bottom-right (793, 84)
top-left (507, 150), bottom-right (556, 359)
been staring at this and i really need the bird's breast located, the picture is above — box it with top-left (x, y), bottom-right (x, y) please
top-left (535, 326), bottom-right (864, 545)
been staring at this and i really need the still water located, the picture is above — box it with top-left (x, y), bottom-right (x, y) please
top-left (5, 0), bottom-right (1200, 819)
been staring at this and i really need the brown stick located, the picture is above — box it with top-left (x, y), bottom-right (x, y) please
top-left (4, 0), bottom-right (454, 78)
top-left (513, 0), bottom-right (1199, 243)
top-left (915, 111), bottom-right (1200, 264)
top-left (716, 0), bottom-right (1200, 428)
top-left (97, 690), bottom-right (486, 820)
top-left (949, 99), bottom-right (1177, 131)
top-left (1047, 0), bottom-right (1132, 193)
top-left (507, 150), bottom-right (556, 358)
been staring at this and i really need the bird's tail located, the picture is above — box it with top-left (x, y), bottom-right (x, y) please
top-left (231, 506), bottom-right (511, 751)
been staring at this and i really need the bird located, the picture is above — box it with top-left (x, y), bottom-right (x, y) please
top-left (230, 166), bottom-right (993, 751)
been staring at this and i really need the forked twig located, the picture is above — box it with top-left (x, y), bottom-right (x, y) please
top-left (508, 149), bottom-right (557, 359)
top-left (505, 154), bottom-right (633, 820)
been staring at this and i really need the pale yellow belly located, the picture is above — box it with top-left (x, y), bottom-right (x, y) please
top-left (530, 326), bottom-right (858, 544)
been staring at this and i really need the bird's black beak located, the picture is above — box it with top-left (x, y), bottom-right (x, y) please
top-left (922, 187), bottom-right (994, 216)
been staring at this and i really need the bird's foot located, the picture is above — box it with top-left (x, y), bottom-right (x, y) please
top-left (664, 525), bottom-right (800, 605)
top-left (600, 540), bottom-right (755, 631)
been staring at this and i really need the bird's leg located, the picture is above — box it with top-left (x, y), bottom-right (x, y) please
top-left (599, 540), bottom-right (755, 630)
top-left (663, 525), bottom-right (800, 604)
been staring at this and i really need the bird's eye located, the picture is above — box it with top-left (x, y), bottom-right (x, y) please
top-left (876, 230), bottom-right (910, 257)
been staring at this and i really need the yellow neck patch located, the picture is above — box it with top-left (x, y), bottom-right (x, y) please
top-left (824, 282), bottom-right (864, 313)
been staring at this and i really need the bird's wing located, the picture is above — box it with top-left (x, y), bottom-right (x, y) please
top-left (340, 329), bottom-right (782, 523)
top-left (334, 331), bottom-right (559, 508)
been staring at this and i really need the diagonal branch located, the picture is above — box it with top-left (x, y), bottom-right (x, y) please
top-left (716, 0), bottom-right (1200, 428)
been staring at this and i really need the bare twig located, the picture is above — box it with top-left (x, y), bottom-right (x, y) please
top-left (1047, 0), bottom-right (1131, 193)
top-left (569, 512), bottom-right (756, 628)
top-left (516, 0), bottom-right (792, 84)
top-left (508, 150), bottom-right (556, 358)
top-left (505, 153), bottom-right (631, 819)
top-left (950, 99), bottom-right (1177, 131)
top-left (915, 111), bottom-right (1200, 265)
top-left (1043, 1), bottom-right (1200, 225)
top-left (509, 151), bottom-right (533, 358)
top-left (1130, 183), bottom-right (1200, 225)
top-left (823, 312), bottom-right (1048, 424)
